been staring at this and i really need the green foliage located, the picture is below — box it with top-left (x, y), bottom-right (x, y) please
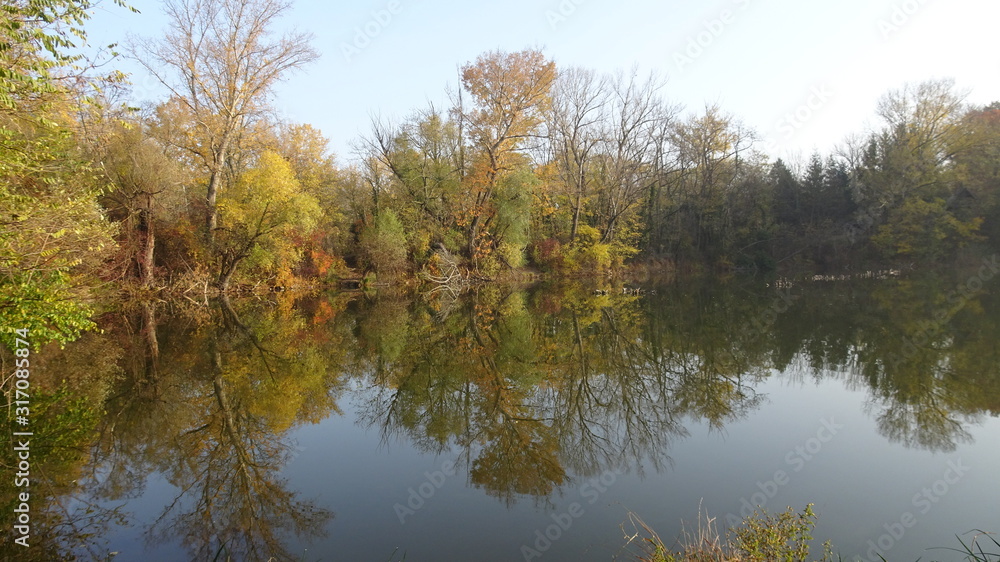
top-left (476, 252), bottom-right (503, 279)
top-left (497, 242), bottom-right (525, 269)
top-left (0, 118), bottom-right (116, 327)
top-left (492, 167), bottom-right (535, 265)
top-left (610, 239), bottom-right (641, 268)
top-left (360, 209), bottom-right (408, 275)
top-left (0, 379), bottom-right (108, 559)
top-left (937, 530), bottom-right (1000, 561)
top-left (442, 229), bottom-right (466, 255)
top-left (409, 229), bottom-right (433, 265)
top-left (1, 0), bottom-right (88, 120)
top-left (732, 505), bottom-right (822, 562)
top-left (873, 197), bottom-right (984, 261)
top-left (627, 505), bottom-right (833, 562)
top-left (0, 272), bottom-right (97, 348)
top-left (0, 0), bottom-right (120, 346)
top-left (25, 385), bottom-right (103, 466)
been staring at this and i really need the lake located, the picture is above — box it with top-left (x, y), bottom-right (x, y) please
top-left (12, 272), bottom-right (1000, 561)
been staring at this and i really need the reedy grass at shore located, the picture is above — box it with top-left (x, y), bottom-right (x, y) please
top-left (622, 504), bottom-right (999, 562)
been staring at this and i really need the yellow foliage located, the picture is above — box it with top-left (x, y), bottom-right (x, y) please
top-left (216, 150), bottom-right (323, 280)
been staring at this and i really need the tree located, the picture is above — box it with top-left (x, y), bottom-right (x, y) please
top-left (460, 49), bottom-right (556, 259)
top-left (593, 69), bottom-right (673, 248)
top-left (89, 116), bottom-right (186, 286)
top-left (88, 297), bottom-right (338, 559)
top-left (270, 122), bottom-right (348, 278)
top-left (770, 159), bottom-right (802, 226)
top-left (130, 0), bottom-right (318, 242)
top-left (953, 103), bottom-right (1000, 248)
top-left (872, 197), bottom-right (983, 261)
top-left (859, 79), bottom-right (968, 207)
top-left (547, 67), bottom-right (609, 242)
top-left (663, 105), bottom-right (757, 262)
top-left (359, 210), bottom-right (408, 276)
top-left (1, 0), bottom-right (121, 346)
top-left (273, 123), bottom-right (339, 196)
top-left (215, 150), bottom-right (321, 290)
top-left (361, 108), bottom-right (465, 264)
top-left (858, 80), bottom-right (982, 260)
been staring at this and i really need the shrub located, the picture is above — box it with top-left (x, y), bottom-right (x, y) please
top-left (624, 504), bottom-right (834, 562)
top-left (359, 210), bottom-right (408, 275)
top-left (530, 238), bottom-right (564, 271)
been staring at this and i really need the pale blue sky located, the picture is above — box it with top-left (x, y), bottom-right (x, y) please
top-left (86, 0), bottom-right (1000, 166)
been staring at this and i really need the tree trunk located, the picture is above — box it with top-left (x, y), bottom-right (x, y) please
top-left (205, 139), bottom-right (230, 243)
top-left (139, 204), bottom-right (155, 287)
top-left (467, 213), bottom-right (481, 259)
top-left (142, 301), bottom-right (159, 362)
top-left (570, 191), bottom-right (582, 242)
top-left (206, 166), bottom-right (221, 242)
top-left (218, 263), bottom-right (235, 293)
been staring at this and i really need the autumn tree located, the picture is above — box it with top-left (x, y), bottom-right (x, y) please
top-left (272, 123), bottom-right (339, 192)
top-left (659, 105), bottom-right (757, 262)
top-left (215, 150), bottom-right (321, 290)
top-left (460, 49), bottom-right (556, 262)
top-left (88, 115), bottom-right (186, 286)
top-left (88, 298), bottom-right (339, 559)
top-left (130, 0), bottom-right (318, 242)
top-left (0, 0), bottom-right (122, 345)
top-left (858, 80), bottom-right (983, 261)
top-left (270, 122), bottom-right (348, 278)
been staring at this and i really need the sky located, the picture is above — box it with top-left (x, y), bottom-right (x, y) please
top-left (83, 0), bottom-right (1000, 167)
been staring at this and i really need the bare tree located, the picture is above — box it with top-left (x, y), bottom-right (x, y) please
top-left (548, 67), bottom-right (609, 241)
top-left (595, 69), bottom-right (675, 244)
top-left (130, 0), bottom-right (318, 241)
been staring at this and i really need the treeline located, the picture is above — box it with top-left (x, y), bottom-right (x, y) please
top-left (3, 0), bottom-right (1000, 345)
top-left (360, 68), bottom-right (1000, 275)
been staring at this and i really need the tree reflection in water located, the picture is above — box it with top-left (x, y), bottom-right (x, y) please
top-left (87, 296), bottom-right (343, 560)
top-left (11, 272), bottom-right (999, 560)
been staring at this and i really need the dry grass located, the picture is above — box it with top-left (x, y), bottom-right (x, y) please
top-left (621, 504), bottom-right (832, 562)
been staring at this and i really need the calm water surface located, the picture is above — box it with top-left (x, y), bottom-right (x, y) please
top-left (16, 274), bottom-right (1000, 561)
